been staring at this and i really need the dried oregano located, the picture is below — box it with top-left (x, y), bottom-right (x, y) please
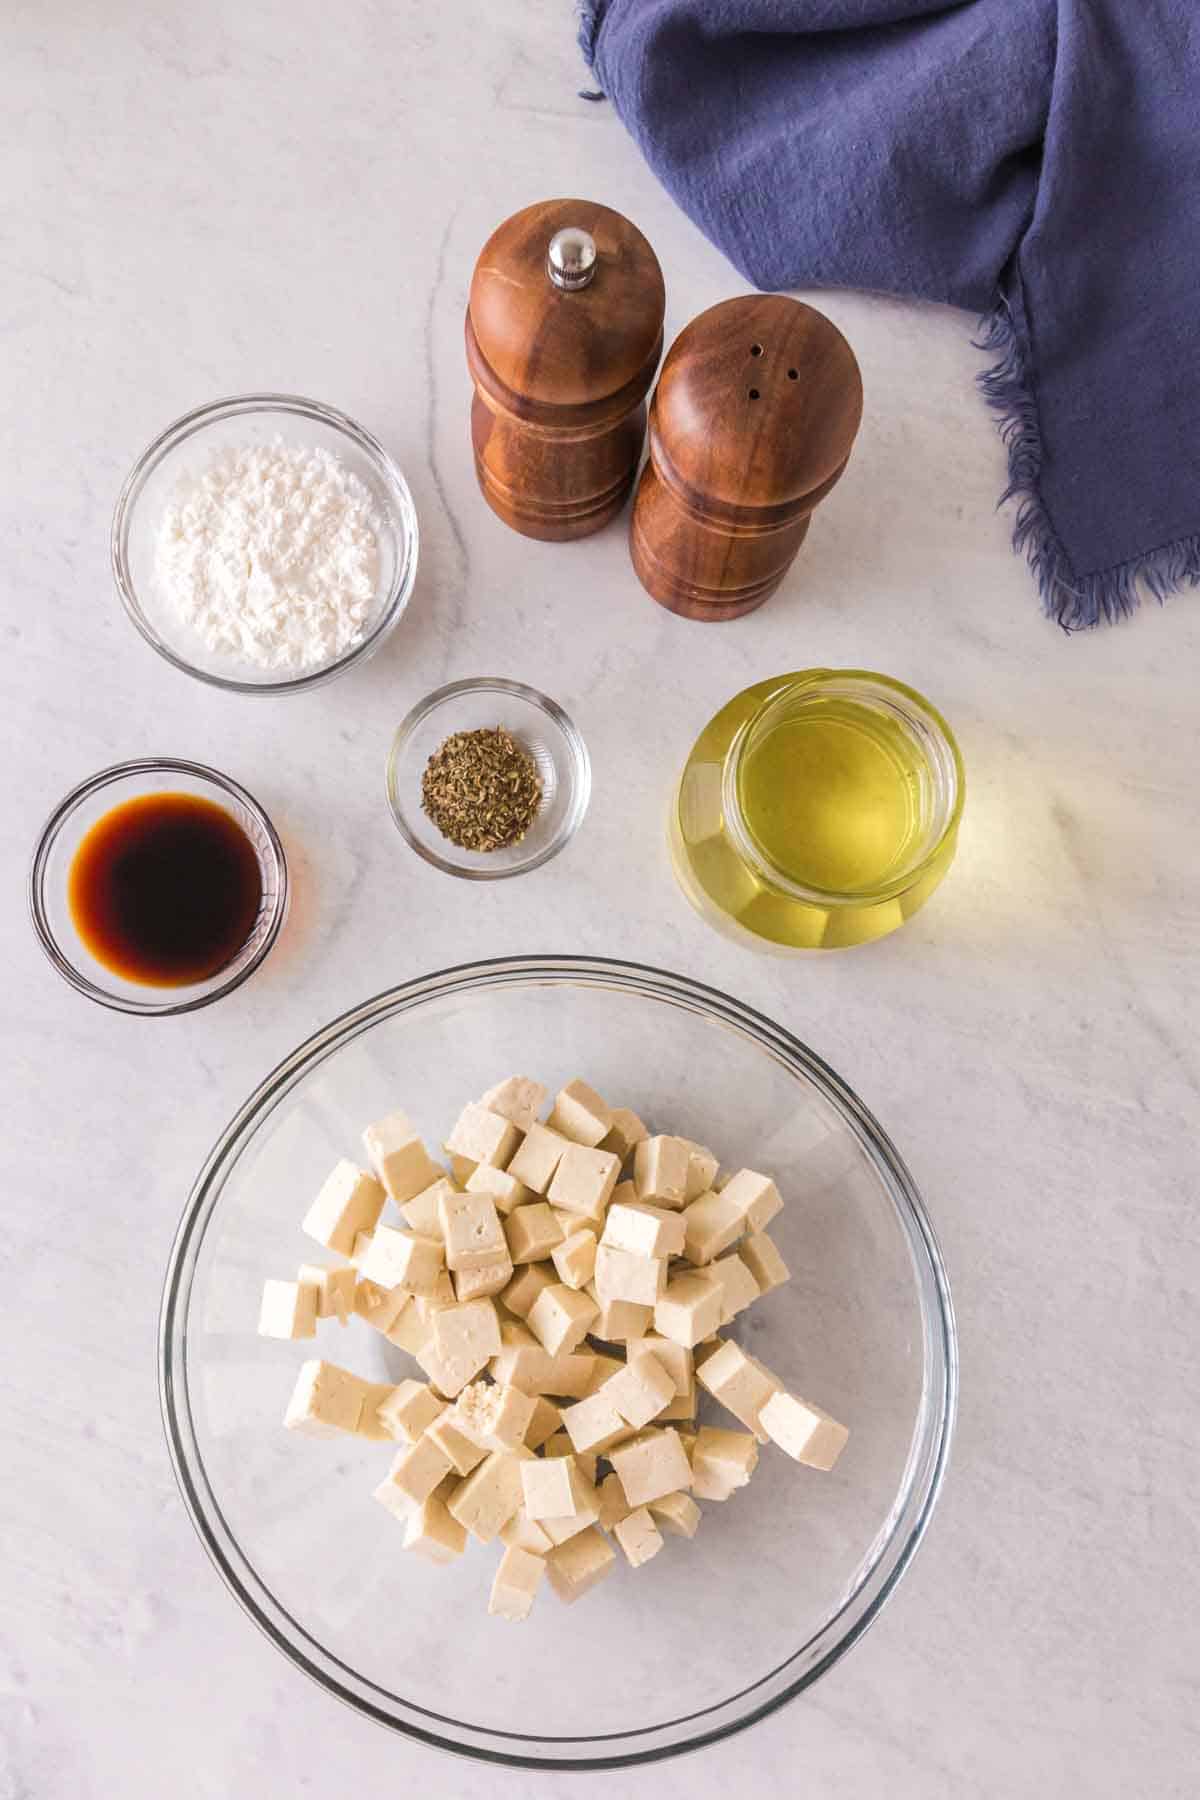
top-left (421, 726), bottom-right (543, 853)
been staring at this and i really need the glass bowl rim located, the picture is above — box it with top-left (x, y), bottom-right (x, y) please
top-left (110, 391), bottom-right (419, 696)
top-left (158, 954), bottom-right (958, 1769)
top-left (28, 756), bottom-right (289, 1016)
top-left (385, 679), bottom-right (592, 881)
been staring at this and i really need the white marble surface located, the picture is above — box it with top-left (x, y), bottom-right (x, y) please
top-left (4, 3), bottom-right (1198, 1795)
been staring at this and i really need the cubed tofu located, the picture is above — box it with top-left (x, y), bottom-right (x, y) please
top-left (681, 1189), bottom-right (747, 1265)
top-left (560, 1390), bottom-right (634, 1456)
top-left (602, 1201), bottom-right (685, 1260)
top-left (362, 1110), bottom-right (440, 1203)
top-left (283, 1360), bottom-right (368, 1437)
top-left (738, 1231), bottom-right (791, 1295)
top-left (453, 1255), bottom-right (514, 1302)
top-left (597, 1470), bottom-right (633, 1530)
top-left (480, 1076), bottom-right (548, 1132)
top-left (547, 1144), bottom-right (621, 1225)
top-left (445, 1103), bottom-right (522, 1170)
top-left (701, 1251), bottom-right (762, 1325)
top-left (296, 1263), bottom-right (355, 1325)
top-left (356, 1382), bottom-right (402, 1442)
top-left (545, 1351), bottom-right (601, 1398)
top-left (425, 1409), bottom-right (488, 1476)
top-left (502, 1262), bottom-right (557, 1318)
top-left (500, 1510), bottom-right (553, 1555)
top-left (376, 1378), bottom-right (447, 1443)
top-left (628, 1333), bottom-right (693, 1400)
top-left (547, 1079), bottom-right (613, 1148)
top-left (696, 1340), bottom-right (782, 1440)
top-left (507, 1123), bottom-right (572, 1195)
top-left (684, 1143), bottom-right (720, 1200)
top-left (399, 1177), bottom-right (455, 1241)
top-left (520, 1453), bottom-right (581, 1521)
top-left (419, 1300), bottom-right (502, 1398)
top-left (759, 1391), bottom-right (849, 1470)
top-left (613, 1506), bottom-right (664, 1569)
top-left (454, 1379), bottom-right (537, 1451)
top-left (523, 1396), bottom-right (562, 1451)
top-left (599, 1107), bottom-right (649, 1164)
top-left (446, 1153), bottom-right (477, 1187)
top-left (415, 1268), bottom-right (457, 1314)
top-left (545, 1527), bottom-right (616, 1604)
top-left (384, 1298), bottom-right (431, 1354)
top-left (581, 1353), bottom-right (625, 1396)
top-left (375, 1433), bottom-right (455, 1514)
top-left (691, 1426), bottom-right (759, 1499)
top-left (718, 1169), bottom-right (783, 1234)
top-left (604, 1350), bottom-right (676, 1429)
top-left (593, 1245), bottom-right (667, 1307)
top-left (402, 1488), bottom-right (467, 1564)
top-left (488, 1544), bottom-right (546, 1621)
top-left (541, 1432), bottom-right (599, 1485)
top-left (551, 1227), bottom-right (598, 1291)
top-left (446, 1448), bottom-right (531, 1543)
top-left (585, 1282), bottom-right (652, 1344)
top-left (438, 1188), bottom-right (508, 1273)
top-left (302, 1161), bottom-right (385, 1257)
top-left (359, 1226), bottom-right (444, 1296)
top-left (653, 1272), bottom-right (724, 1347)
top-left (258, 1278), bottom-right (317, 1340)
top-left (609, 1428), bottom-right (693, 1507)
top-left (505, 1203), bottom-right (564, 1265)
top-left (527, 1283), bottom-right (599, 1356)
top-left (633, 1136), bottom-right (691, 1209)
top-left (349, 1230), bottom-right (375, 1269)
top-left (648, 1490), bottom-right (701, 1538)
top-left (466, 1162), bottom-right (531, 1217)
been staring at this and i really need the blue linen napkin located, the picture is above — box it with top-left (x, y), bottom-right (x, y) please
top-left (579, 1), bottom-right (1200, 629)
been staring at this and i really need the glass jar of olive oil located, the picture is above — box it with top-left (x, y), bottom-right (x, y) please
top-left (670, 670), bottom-right (964, 951)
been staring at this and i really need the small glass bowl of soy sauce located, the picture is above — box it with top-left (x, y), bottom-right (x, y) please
top-left (29, 759), bottom-right (288, 1015)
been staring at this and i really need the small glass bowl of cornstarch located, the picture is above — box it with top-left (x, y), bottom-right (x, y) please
top-left (112, 394), bottom-right (418, 694)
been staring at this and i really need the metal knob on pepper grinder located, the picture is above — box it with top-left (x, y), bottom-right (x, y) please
top-left (630, 295), bottom-right (864, 619)
top-left (465, 198), bottom-right (666, 541)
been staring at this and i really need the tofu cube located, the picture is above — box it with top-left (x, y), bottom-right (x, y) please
top-left (454, 1379), bottom-right (537, 1452)
top-left (702, 1251), bottom-right (762, 1325)
top-left (283, 1360), bottom-right (367, 1437)
top-left (593, 1245), bottom-right (667, 1307)
top-left (598, 1470), bottom-right (633, 1530)
top-left (547, 1079), bottom-right (613, 1148)
top-left (480, 1076), bottom-right (547, 1132)
top-left (604, 1350), bottom-right (676, 1429)
top-left (420, 1299), bottom-right (502, 1397)
top-left (547, 1144), bottom-right (621, 1224)
top-left (759, 1391), bottom-right (849, 1470)
top-left (359, 1226), bottom-right (444, 1295)
top-left (585, 1282), bottom-right (652, 1344)
top-left (356, 1382), bottom-right (402, 1441)
top-left (681, 1189), bottom-right (747, 1265)
top-left (552, 1228), bottom-right (598, 1291)
top-left (691, 1426), bottom-right (759, 1499)
top-left (382, 1296), bottom-right (429, 1353)
top-left (445, 1102), bottom-right (522, 1170)
top-left (520, 1453), bottom-right (581, 1521)
top-left (296, 1263), bottom-right (355, 1325)
top-left (399, 1177), bottom-right (454, 1241)
top-left (500, 1510), bottom-right (553, 1555)
top-left (466, 1162), bottom-right (531, 1216)
top-left (375, 1378), bottom-right (447, 1443)
top-left (648, 1490), bottom-right (701, 1538)
top-left (719, 1169), bottom-right (783, 1234)
top-left (633, 1136), bottom-right (691, 1209)
top-left (599, 1107), bottom-right (649, 1163)
top-left (527, 1283), bottom-right (599, 1356)
top-left (542, 1432), bottom-right (599, 1485)
top-left (402, 1489), bottom-right (467, 1564)
top-left (302, 1161), bottom-right (385, 1257)
top-left (559, 1389), bottom-right (634, 1456)
top-left (501, 1262), bottom-right (557, 1318)
top-left (613, 1506), bottom-right (664, 1569)
top-left (349, 1230), bottom-right (375, 1269)
top-left (523, 1396), bottom-right (562, 1450)
top-left (258, 1278), bottom-right (317, 1340)
top-left (696, 1340), bottom-right (782, 1440)
top-left (446, 1153), bottom-right (477, 1186)
top-left (545, 1527), bottom-right (616, 1604)
top-left (438, 1188), bottom-right (507, 1273)
top-left (609, 1428), bottom-right (693, 1507)
top-left (445, 1448), bottom-right (530, 1543)
top-left (507, 1124), bottom-right (572, 1195)
top-left (582, 1353), bottom-right (625, 1396)
top-left (684, 1143), bottom-right (720, 1200)
top-left (362, 1110), bottom-right (440, 1203)
top-left (375, 1433), bottom-right (455, 1514)
top-left (453, 1256), bottom-right (514, 1303)
top-left (504, 1203), bottom-right (564, 1265)
top-left (738, 1231), bottom-right (791, 1295)
top-left (425, 1409), bottom-right (488, 1476)
top-left (547, 1348), bottom-right (601, 1399)
top-left (602, 1201), bottom-right (685, 1260)
top-left (653, 1272), bottom-right (724, 1347)
top-left (488, 1544), bottom-right (546, 1622)
top-left (628, 1333), bottom-right (694, 1400)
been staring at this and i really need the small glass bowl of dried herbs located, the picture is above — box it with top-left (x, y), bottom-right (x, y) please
top-left (386, 679), bottom-right (591, 879)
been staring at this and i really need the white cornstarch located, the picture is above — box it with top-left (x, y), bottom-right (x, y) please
top-left (154, 439), bottom-right (381, 671)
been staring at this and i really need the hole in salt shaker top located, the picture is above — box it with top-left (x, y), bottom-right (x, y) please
top-left (788, 368), bottom-right (799, 380)
top-left (748, 388), bottom-right (760, 400)
top-left (750, 344), bottom-right (763, 357)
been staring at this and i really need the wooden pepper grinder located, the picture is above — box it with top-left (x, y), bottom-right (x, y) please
top-left (630, 295), bottom-right (863, 619)
top-left (466, 199), bottom-right (665, 541)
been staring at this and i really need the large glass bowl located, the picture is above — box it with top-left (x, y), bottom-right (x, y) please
top-left (160, 958), bottom-right (956, 1769)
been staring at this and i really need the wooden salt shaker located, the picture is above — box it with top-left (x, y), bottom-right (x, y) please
top-left (466, 199), bottom-right (665, 541)
top-left (630, 295), bottom-right (863, 619)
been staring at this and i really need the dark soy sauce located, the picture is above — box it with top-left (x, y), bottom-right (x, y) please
top-left (68, 792), bottom-right (264, 986)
